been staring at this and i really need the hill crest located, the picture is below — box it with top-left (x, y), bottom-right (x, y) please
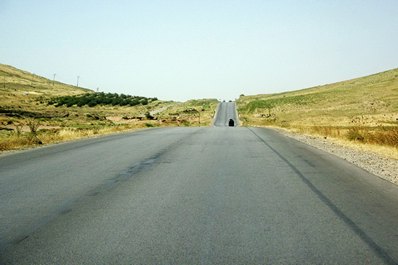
top-left (0, 63), bottom-right (92, 96)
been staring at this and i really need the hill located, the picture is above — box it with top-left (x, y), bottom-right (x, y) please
top-left (0, 64), bottom-right (218, 151)
top-left (0, 64), bottom-right (93, 117)
top-left (237, 68), bottom-right (398, 151)
top-left (0, 63), bottom-right (91, 98)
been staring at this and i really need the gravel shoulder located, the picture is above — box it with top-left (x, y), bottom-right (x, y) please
top-left (273, 127), bottom-right (398, 185)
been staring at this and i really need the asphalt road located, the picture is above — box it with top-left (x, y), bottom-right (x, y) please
top-left (213, 101), bottom-right (239, 127)
top-left (1, 102), bottom-right (398, 264)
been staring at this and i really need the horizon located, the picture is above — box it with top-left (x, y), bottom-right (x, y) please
top-left (2, 63), bottom-right (398, 103)
top-left (1, 1), bottom-right (397, 101)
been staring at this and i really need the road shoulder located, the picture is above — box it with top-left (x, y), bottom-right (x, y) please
top-left (270, 127), bottom-right (398, 185)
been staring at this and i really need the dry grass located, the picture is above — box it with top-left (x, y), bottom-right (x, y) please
top-left (237, 68), bottom-right (398, 158)
top-left (0, 64), bottom-right (91, 96)
top-left (284, 125), bottom-right (398, 159)
top-left (0, 64), bottom-right (218, 152)
top-left (153, 99), bottom-right (219, 127)
top-left (0, 124), bottom-right (150, 151)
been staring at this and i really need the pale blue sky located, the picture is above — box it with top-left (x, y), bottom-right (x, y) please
top-left (1, 0), bottom-right (397, 101)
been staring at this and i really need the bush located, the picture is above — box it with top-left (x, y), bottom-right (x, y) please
top-left (347, 128), bottom-right (365, 142)
top-left (50, 93), bottom-right (158, 108)
top-left (367, 127), bottom-right (398, 147)
top-left (346, 126), bottom-right (398, 147)
top-left (27, 119), bottom-right (40, 136)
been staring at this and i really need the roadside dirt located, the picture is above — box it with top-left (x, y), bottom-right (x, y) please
top-left (275, 128), bottom-right (398, 185)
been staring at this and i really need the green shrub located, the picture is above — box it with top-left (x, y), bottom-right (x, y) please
top-left (50, 92), bottom-right (157, 107)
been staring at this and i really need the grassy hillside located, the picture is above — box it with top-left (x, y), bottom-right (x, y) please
top-left (237, 68), bottom-right (398, 152)
top-left (0, 64), bottom-right (92, 113)
top-left (0, 64), bottom-right (218, 151)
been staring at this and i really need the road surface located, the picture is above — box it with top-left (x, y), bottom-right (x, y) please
top-left (1, 102), bottom-right (398, 264)
top-left (213, 101), bottom-right (239, 127)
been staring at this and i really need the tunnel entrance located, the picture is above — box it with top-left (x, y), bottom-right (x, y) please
top-left (228, 119), bottom-right (235, 127)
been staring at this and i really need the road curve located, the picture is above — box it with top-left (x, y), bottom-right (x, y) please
top-left (1, 126), bottom-right (398, 264)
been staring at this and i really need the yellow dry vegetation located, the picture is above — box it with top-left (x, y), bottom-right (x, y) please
top-left (237, 68), bottom-right (398, 159)
top-left (0, 64), bottom-right (218, 151)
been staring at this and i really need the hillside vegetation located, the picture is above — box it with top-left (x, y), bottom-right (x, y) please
top-left (0, 64), bottom-right (218, 151)
top-left (0, 64), bottom-right (91, 95)
top-left (49, 92), bottom-right (158, 107)
top-left (237, 68), bottom-right (398, 153)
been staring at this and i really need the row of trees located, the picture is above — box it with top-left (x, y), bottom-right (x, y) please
top-left (49, 92), bottom-right (158, 107)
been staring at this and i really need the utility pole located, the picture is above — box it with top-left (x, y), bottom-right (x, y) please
top-left (53, 73), bottom-right (56, 86)
top-left (76, 76), bottom-right (80, 87)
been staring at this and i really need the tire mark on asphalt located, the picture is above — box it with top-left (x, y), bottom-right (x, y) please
top-left (88, 127), bottom-right (205, 197)
top-left (248, 127), bottom-right (397, 265)
top-left (1, 127), bottom-right (204, 254)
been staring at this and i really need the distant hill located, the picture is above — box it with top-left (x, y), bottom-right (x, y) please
top-left (0, 64), bottom-right (219, 152)
top-left (0, 63), bottom-right (91, 97)
top-left (0, 63), bottom-right (93, 111)
top-left (237, 68), bottom-right (398, 128)
top-left (237, 68), bottom-right (398, 150)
